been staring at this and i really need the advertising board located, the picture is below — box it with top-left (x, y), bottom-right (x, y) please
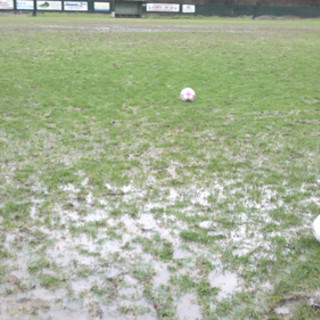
top-left (16, 0), bottom-right (33, 9)
top-left (182, 4), bottom-right (195, 13)
top-left (146, 3), bottom-right (179, 12)
top-left (0, 0), bottom-right (14, 9)
top-left (94, 1), bottom-right (110, 12)
top-left (37, 1), bottom-right (62, 10)
top-left (64, 1), bottom-right (88, 11)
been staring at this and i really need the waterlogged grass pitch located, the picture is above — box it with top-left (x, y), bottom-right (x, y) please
top-left (0, 14), bottom-right (320, 319)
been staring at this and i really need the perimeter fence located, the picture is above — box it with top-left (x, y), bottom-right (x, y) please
top-left (196, 4), bottom-right (320, 17)
top-left (1, 0), bottom-right (320, 18)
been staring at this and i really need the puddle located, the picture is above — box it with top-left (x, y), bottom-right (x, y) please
top-left (173, 247), bottom-right (192, 260)
top-left (82, 209), bottom-right (107, 223)
top-left (144, 201), bottom-right (164, 212)
top-left (309, 289), bottom-right (320, 309)
top-left (86, 191), bottom-right (94, 205)
top-left (60, 183), bottom-right (80, 194)
top-left (81, 177), bottom-right (89, 187)
top-left (137, 213), bottom-right (158, 231)
top-left (30, 205), bottom-right (37, 219)
top-left (46, 232), bottom-right (98, 267)
top-left (119, 276), bottom-right (141, 300)
top-left (209, 270), bottom-right (241, 299)
top-left (123, 274), bottom-right (139, 286)
top-left (230, 223), bottom-right (271, 258)
top-left (55, 203), bottom-right (80, 225)
top-left (176, 293), bottom-right (201, 320)
top-left (37, 303), bottom-right (89, 320)
top-left (120, 213), bottom-right (181, 247)
top-left (119, 285), bottom-right (141, 300)
top-left (261, 281), bottom-right (273, 291)
top-left (121, 214), bottom-right (140, 233)
top-left (169, 187), bottom-right (179, 202)
top-left (190, 188), bottom-right (211, 207)
top-left (30, 287), bottom-right (68, 301)
top-left (105, 182), bottom-right (148, 204)
top-left (71, 276), bottom-right (99, 296)
top-left (153, 263), bottom-right (170, 288)
top-left (4, 232), bottom-right (16, 249)
top-left (122, 185), bottom-right (133, 193)
top-left (274, 305), bottom-right (291, 315)
top-left (167, 163), bottom-right (178, 179)
top-left (1, 296), bottom-right (87, 320)
top-left (2, 177), bottom-right (290, 318)
top-left (199, 220), bottom-right (214, 229)
top-left (118, 288), bottom-right (152, 314)
top-left (100, 239), bottom-right (123, 256)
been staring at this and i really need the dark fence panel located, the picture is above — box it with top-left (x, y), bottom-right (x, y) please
top-left (256, 5), bottom-right (320, 18)
top-left (196, 4), bottom-right (233, 16)
top-left (188, 4), bottom-right (320, 17)
top-left (233, 5), bottom-right (255, 16)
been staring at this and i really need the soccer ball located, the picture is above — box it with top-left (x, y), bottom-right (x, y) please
top-left (180, 87), bottom-right (196, 102)
top-left (313, 215), bottom-right (320, 243)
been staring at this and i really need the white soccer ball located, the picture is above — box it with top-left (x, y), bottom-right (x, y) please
top-left (180, 87), bottom-right (196, 102)
top-left (312, 215), bottom-right (320, 243)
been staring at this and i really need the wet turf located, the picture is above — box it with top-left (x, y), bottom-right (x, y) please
top-left (0, 13), bottom-right (320, 320)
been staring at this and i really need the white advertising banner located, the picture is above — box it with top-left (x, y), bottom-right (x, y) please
top-left (146, 3), bottom-right (179, 13)
top-left (37, 1), bottom-right (62, 10)
top-left (64, 1), bottom-right (88, 11)
top-left (94, 2), bottom-right (110, 12)
top-left (0, 0), bottom-right (14, 9)
top-left (182, 4), bottom-right (195, 13)
top-left (16, 0), bottom-right (34, 9)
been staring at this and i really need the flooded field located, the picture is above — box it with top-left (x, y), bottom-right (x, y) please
top-left (0, 13), bottom-right (320, 320)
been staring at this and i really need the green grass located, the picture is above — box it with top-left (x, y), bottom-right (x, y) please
top-left (0, 13), bottom-right (320, 320)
